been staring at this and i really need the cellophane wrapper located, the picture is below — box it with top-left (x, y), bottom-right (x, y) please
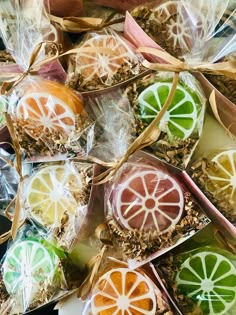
top-left (85, 89), bottom-right (135, 163)
top-left (0, 150), bottom-right (18, 213)
top-left (153, 224), bottom-right (236, 315)
top-left (0, 225), bottom-right (82, 315)
top-left (131, 0), bottom-right (236, 105)
top-left (0, 149), bottom-right (32, 215)
top-left (189, 147), bottom-right (236, 227)
top-left (7, 76), bottom-right (94, 161)
top-left (77, 256), bottom-right (174, 315)
top-left (66, 27), bottom-right (143, 92)
top-left (104, 151), bottom-right (209, 262)
top-left (21, 160), bottom-right (93, 251)
top-left (123, 71), bottom-right (206, 168)
top-left (7, 77), bottom-right (135, 162)
top-left (0, 0), bottom-right (67, 83)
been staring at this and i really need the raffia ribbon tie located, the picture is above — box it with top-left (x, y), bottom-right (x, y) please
top-left (48, 12), bottom-right (125, 33)
top-left (77, 245), bottom-right (107, 300)
top-left (213, 227), bottom-right (236, 254)
top-left (137, 47), bottom-right (236, 80)
top-left (0, 113), bottom-right (25, 244)
top-left (1, 41), bottom-right (118, 94)
top-left (209, 90), bottom-right (236, 139)
top-left (77, 222), bottom-right (114, 299)
top-left (95, 223), bottom-right (113, 246)
top-left (93, 72), bottom-right (180, 184)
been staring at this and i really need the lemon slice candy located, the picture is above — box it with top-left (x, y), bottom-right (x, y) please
top-left (91, 268), bottom-right (157, 315)
top-left (176, 250), bottom-right (236, 315)
top-left (2, 240), bottom-right (58, 306)
top-left (206, 150), bottom-right (236, 210)
top-left (26, 164), bottom-right (82, 227)
top-left (138, 81), bottom-right (200, 139)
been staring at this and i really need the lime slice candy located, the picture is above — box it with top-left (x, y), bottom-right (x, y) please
top-left (2, 239), bottom-right (59, 307)
top-left (176, 250), bottom-right (236, 315)
top-left (138, 81), bottom-right (201, 139)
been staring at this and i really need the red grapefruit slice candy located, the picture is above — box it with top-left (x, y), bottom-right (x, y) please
top-left (110, 167), bottom-right (184, 234)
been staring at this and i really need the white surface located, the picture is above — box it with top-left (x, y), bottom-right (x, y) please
top-left (58, 293), bottom-right (87, 315)
top-left (193, 113), bottom-right (236, 161)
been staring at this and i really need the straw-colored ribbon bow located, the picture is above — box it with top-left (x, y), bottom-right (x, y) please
top-left (0, 41), bottom-right (117, 95)
top-left (48, 13), bottom-right (125, 33)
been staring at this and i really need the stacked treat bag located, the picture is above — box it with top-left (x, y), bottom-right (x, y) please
top-left (0, 0), bottom-right (147, 161)
top-left (129, 0), bottom-right (236, 133)
top-left (0, 1), bottom-right (113, 313)
top-left (0, 1), bottom-right (148, 312)
top-left (0, 0), bottom-right (235, 315)
top-left (120, 0), bottom-right (236, 241)
top-left (127, 0), bottom-right (236, 243)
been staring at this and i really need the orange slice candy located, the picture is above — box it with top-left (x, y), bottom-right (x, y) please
top-left (74, 34), bottom-right (137, 85)
top-left (91, 268), bottom-right (157, 315)
top-left (16, 79), bottom-right (86, 134)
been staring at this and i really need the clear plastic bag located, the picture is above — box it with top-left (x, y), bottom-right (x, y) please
top-left (66, 27), bottom-right (143, 92)
top-left (154, 224), bottom-right (236, 315)
top-left (189, 147), bottom-right (236, 227)
top-left (0, 0), bottom-right (67, 83)
top-left (131, 0), bottom-right (235, 62)
top-left (21, 161), bottom-right (93, 250)
top-left (123, 71), bottom-right (206, 168)
top-left (7, 76), bottom-right (94, 160)
top-left (85, 89), bottom-right (135, 163)
top-left (0, 150), bottom-right (18, 213)
top-left (7, 77), bottom-right (136, 162)
top-left (131, 0), bottom-right (236, 129)
top-left (0, 149), bottom-right (32, 216)
top-left (0, 224), bottom-right (82, 315)
top-left (104, 151), bottom-right (209, 262)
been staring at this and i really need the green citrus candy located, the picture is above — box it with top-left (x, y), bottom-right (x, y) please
top-left (138, 81), bottom-right (200, 140)
top-left (2, 239), bottom-right (59, 304)
top-left (176, 250), bottom-right (236, 315)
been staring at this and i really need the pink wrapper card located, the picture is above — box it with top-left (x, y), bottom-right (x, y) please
top-left (181, 171), bottom-right (236, 241)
